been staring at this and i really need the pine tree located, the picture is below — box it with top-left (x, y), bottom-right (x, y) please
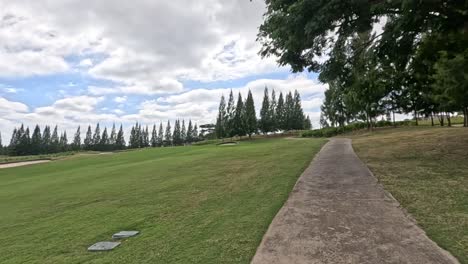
top-left (226, 90), bottom-right (236, 137)
top-left (270, 89), bottom-right (277, 132)
top-left (100, 127), bottom-right (109, 151)
top-left (215, 95), bottom-right (226, 139)
top-left (293, 90), bottom-right (305, 130)
top-left (41, 125), bottom-right (51, 153)
top-left (51, 125), bottom-right (59, 153)
top-left (129, 125), bottom-right (136, 149)
top-left (244, 90), bottom-right (257, 138)
top-left (84, 125), bottom-right (93, 150)
top-left (31, 125), bottom-right (42, 155)
top-left (285, 91), bottom-right (294, 130)
top-left (92, 123), bottom-right (101, 150)
top-left (181, 120), bottom-right (186, 144)
top-left (173, 120), bottom-right (181, 146)
top-left (233, 92), bottom-right (246, 137)
top-left (151, 124), bottom-right (157, 147)
top-left (260, 87), bottom-right (271, 134)
top-left (157, 123), bottom-right (164, 147)
top-left (193, 124), bottom-right (199, 142)
top-left (59, 132), bottom-right (68, 152)
top-left (276, 92), bottom-right (286, 131)
top-left (109, 123), bottom-right (117, 149)
top-left (164, 120), bottom-right (172, 146)
top-left (72, 126), bottom-right (81, 151)
top-left (143, 126), bottom-right (150, 147)
top-left (116, 124), bottom-right (126, 149)
top-left (19, 126), bottom-right (30, 155)
top-left (9, 128), bottom-right (18, 155)
top-left (304, 115), bottom-right (312, 130)
top-left (137, 123), bottom-right (143, 148)
top-left (186, 120), bottom-right (193, 144)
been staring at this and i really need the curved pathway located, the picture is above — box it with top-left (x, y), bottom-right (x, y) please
top-left (252, 138), bottom-right (458, 264)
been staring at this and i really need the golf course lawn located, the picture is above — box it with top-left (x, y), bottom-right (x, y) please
top-left (350, 127), bottom-right (468, 263)
top-left (0, 137), bottom-right (325, 264)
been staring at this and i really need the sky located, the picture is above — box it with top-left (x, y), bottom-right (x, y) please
top-left (0, 0), bottom-right (328, 144)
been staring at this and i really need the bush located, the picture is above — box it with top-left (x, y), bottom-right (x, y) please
top-left (301, 120), bottom-right (414, 138)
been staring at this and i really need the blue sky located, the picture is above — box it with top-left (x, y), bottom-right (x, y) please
top-left (0, 1), bottom-right (327, 144)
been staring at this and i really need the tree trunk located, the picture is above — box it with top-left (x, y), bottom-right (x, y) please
top-left (414, 110), bottom-right (418, 126)
top-left (430, 113), bottom-right (434, 126)
top-left (464, 108), bottom-right (468, 127)
top-left (447, 113), bottom-right (451, 127)
top-left (392, 111), bottom-right (396, 127)
top-left (438, 113), bottom-right (444, 126)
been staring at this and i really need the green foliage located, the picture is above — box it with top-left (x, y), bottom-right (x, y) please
top-left (302, 120), bottom-right (414, 138)
top-left (259, 87), bottom-right (271, 133)
top-left (215, 95), bottom-right (227, 138)
top-left (244, 90), bottom-right (257, 137)
top-left (259, 0), bottom-right (468, 128)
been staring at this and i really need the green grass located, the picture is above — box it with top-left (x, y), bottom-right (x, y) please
top-left (417, 115), bottom-right (465, 126)
top-left (349, 127), bottom-right (468, 263)
top-left (0, 138), bottom-right (325, 264)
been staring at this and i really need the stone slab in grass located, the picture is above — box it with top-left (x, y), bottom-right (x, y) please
top-left (112, 230), bottom-right (139, 239)
top-left (88, 241), bottom-right (121, 251)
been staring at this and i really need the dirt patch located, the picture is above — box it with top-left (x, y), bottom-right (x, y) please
top-left (0, 160), bottom-right (51, 169)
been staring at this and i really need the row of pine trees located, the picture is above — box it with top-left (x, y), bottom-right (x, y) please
top-left (128, 120), bottom-right (200, 148)
top-left (2, 120), bottom-right (201, 156)
top-left (215, 87), bottom-right (311, 139)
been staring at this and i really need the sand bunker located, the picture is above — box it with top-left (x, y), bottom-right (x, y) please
top-left (0, 160), bottom-right (50, 169)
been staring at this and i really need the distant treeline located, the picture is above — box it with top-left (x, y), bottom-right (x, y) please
top-left (0, 120), bottom-right (202, 156)
top-left (215, 87), bottom-right (311, 139)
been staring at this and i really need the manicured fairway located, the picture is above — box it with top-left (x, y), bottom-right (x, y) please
top-left (350, 127), bottom-right (468, 263)
top-left (0, 138), bottom-right (325, 264)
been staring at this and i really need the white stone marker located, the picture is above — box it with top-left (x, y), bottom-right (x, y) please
top-left (88, 241), bottom-right (121, 251)
top-left (112, 230), bottom-right (139, 239)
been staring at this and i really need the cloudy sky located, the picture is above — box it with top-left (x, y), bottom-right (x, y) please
top-left (0, 0), bottom-right (327, 143)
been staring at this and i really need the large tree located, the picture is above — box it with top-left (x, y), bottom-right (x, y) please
top-left (84, 125), bottom-right (93, 150)
top-left (31, 125), bottom-right (42, 155)
top-left (259, 87), bottom-right (271, 134)
top-left (244, 90), bottom-right (257, 138)
top-left (72, 126), bottom-right (81, 151)
top-left (116, 125), bottom-right (126, 150)
top-left (164, 121), bottom-right (172, 146)
top-left (232, 92), bottom-right (246, 137)
top-left (215, 95), bottom-right (227, 139)
top-left (226, 90), bottom-right (236, 137)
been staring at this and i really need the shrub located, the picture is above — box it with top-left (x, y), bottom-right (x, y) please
top-left (301, 120), bottom-right (415, 138)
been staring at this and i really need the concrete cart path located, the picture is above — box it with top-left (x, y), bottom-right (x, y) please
top-left (251, 138), bottom-right (459, 264)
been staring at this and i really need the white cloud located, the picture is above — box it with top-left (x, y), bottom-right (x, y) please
top-left (0, 1), bottom-right (283, 94)
top-left (1, 87), bottom-right (23, 93)
top-left (78, 58), bottom-right (93, 67)
top-left (0, 97), bottom-right (29, 113)
top-left (88, 78), bottom-right (184, 95)
top-left (113, 109), bottom-right (124, 115)
top-left (114, 96), bottom-right (127, 103)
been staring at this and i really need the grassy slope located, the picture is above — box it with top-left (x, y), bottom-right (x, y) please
top-left (0, 138), bottom-right (325, 264)
top-left (350, 127), bottom-right (468, 263)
